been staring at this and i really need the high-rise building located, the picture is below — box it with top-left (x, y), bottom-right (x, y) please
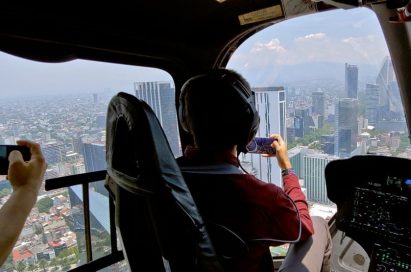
top-left (312, 91), bottom-right (325, 117)
top-left (302, 152), bottom-right (337, 205)
top-left (376, 57), bottom-right (404, 128)
top-left (82, 142), bottom-right (107, 196)
top-left (289, 147), bottom-right (337, 205)
top-left (320, 134), bottom-right (335, 155)
top-left (365, 84), bottom-right (379, 126)
top-left (335, 98), bottom-right (358, 158)
top-left (134, 82), bottom-right (181, 156)
top-left (345, 63), bottom-right (358, 99)
top-left (42, 142), bottom-right (64, 165)
top-left (93, 93), bottom-right (98, 104)
top-left (294, 115), bottom-right (305, 138)
top-left (82, 143), bottom-right (106, 172)
top-left (294, 107), bottom-right (314, 137)
top-left (376, 57), bottom-right (395, 107)
top-left (68, 183), bottom-right (110, 263)
top-left (245, 87), bottom-right (285, 186)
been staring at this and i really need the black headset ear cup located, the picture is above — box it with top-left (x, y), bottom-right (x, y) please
top-left (178, 76), bottom-right (196, 133)
top-left (218, 73), bottom-right (260, 152)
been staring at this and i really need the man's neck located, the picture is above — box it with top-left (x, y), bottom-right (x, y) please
top-left (195, 145), bottom-right (237, 157)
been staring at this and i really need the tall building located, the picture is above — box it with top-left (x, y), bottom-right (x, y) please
top-left (245, 87), bottom-right (285, 186)
top-left (320, 134), bottom-right (335, 155)
top-left (68, 183), bottom-right (110, 264)
top-left (312, 91), bottom-right (325, 117)
top-left (82, 143), bottom-right (107, 196)
top-left (365, 84), bottom-right (379, 126)
top-left (376, 57), bottom-right (403, 123)
top-left (335, 98), bottom-right (358, 158)
top-left (302, 152), bottom-right (337, 205)
top-left (82, 143), bottom-right (106, 172)
top-left (376, 56), bottom-right (394, 108)
top-left (289, 147), bottom-right (337, 205)
top-left (93, 93), bottom-right (98, 104)
top-left (294, 107), bottom-right (314, 137)
top-left (42, 142), bottom-right (64, 165)
top-left (345, 63), bottom-right (358, 99)
top-left (135, 82), bottom-right (181, 156)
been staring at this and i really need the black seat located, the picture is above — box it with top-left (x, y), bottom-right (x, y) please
top-left (105, 92), bottom-right (223, 272)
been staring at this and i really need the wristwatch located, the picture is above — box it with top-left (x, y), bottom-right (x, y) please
top-left (281, 168), bottom-right (296, 177)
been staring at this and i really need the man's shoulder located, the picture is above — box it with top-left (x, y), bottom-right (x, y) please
top-left (238, 174), bottom-right (281, 192)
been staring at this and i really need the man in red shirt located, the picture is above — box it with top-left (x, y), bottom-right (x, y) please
top-left (177, 69), bottom-right (331, 271)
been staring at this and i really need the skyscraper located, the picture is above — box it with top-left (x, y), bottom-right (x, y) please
top-left (82, 143), bottom-right (106, 172)
top-left (302, 152), bottom-right (336, 205)
top-left (335, 98), bottom-right (358, 158)
top-left (345, 63), bottom-right (358, 99)
top-left (294, 107), bottom-right (315, 137)
top-left (289, 147), bottom-right (337, 205)
top-left (365, 84), bottom-right (379, 126)
top-left (246, 87), bottom-right (286, 186)
top-left (42, 142), bottom-right (64, 165)
top-left (312, 91), bottom-right (325, 117)
top-left (82, 142), bottom-right (107, 196)
top-left (135, 82), bottom-right (181, 156)
top-left (376, 57), bottom-right (403, 117)
top-left (92, 93), bottom-right (98, 104)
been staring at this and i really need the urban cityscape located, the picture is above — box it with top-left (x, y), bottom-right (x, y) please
top-left (0, 55), bottom-right (408, 271)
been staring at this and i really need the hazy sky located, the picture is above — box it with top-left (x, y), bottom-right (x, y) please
top-left (0, 7), bottom-right (390, 98)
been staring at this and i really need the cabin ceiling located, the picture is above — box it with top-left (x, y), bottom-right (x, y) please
top-left (0, 1), bottom-right (290, 73)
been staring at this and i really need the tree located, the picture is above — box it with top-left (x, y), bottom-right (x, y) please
top-left (37, 196), bottom-right (54, 213)
top-left (16, 261), bottom-right (26, 272)
top-left (50, 257), bottom-right (59, 269)
top-left (3, 255), bottom-right (14, 271)
top-left (38, 258), bottom-right (48, 272)
top-left (28, 263), bottom-right (36, 271)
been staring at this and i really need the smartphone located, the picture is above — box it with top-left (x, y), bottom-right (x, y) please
top-left (0, 145), bottom-right (31, 175)
top-left (246, 137), bottom-right (276, 155)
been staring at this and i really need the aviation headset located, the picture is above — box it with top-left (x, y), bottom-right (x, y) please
top-left (178, 70), bottom-right (260, 153)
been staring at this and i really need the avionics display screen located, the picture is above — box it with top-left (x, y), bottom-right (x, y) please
top-left (349, 177), bottom-right (411, 245)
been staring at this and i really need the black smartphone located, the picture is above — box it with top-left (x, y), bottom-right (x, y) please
top-left (0, 145), bottom-right (31, 175)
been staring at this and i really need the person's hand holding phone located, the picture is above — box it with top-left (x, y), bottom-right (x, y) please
top-left (7, 140), bottom-right (46, 196)
top-left (0, 140), bottom-right (46, 266)
top-left (269, 134), bottom-right (292, 170)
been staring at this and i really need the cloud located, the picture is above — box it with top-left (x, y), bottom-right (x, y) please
top-left (251, 39), bottom-right (286, 53)
top-left (231, 32), bottom-right (388, 70)
top-left (341, 35), bottom-right (381, 61)
top-left (295, 33), bottom-right (327, 42)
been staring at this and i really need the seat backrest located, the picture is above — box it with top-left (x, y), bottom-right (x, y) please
top-left (179, 164), bottom-right (251, 269)
top-left (105, 92), bottom-right (222, 272)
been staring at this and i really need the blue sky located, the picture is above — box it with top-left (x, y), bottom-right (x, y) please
top-left (228, 7), bottom-right (390, 86)
top-left (0, 7), bottom-right (390, 98)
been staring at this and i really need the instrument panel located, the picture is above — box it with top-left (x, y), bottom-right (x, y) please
top-left (325, 155), bottom-right (411, 272)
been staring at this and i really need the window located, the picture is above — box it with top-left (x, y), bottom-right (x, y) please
top-left (0, 53), bottom-right (178, 271)
top-left (228, 6), bottom-right (406, 222)
top-left (228, 8), bottom-right (408, 263)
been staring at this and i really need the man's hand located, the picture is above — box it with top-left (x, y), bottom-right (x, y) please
top-left (270, 134), bottom-right (292, 170)
top-left (0, 140), bottom-right (46, 266)
top-left (7, 140), bottom-right (46, 196)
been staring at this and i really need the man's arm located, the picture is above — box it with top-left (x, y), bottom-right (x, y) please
top-left (0, 140), bottom-right (46, 266)
top-left (271, 134), bottom-right (314, 239)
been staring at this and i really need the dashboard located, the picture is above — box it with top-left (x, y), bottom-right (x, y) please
top-left (325, 155), bottom-right (411, 272)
